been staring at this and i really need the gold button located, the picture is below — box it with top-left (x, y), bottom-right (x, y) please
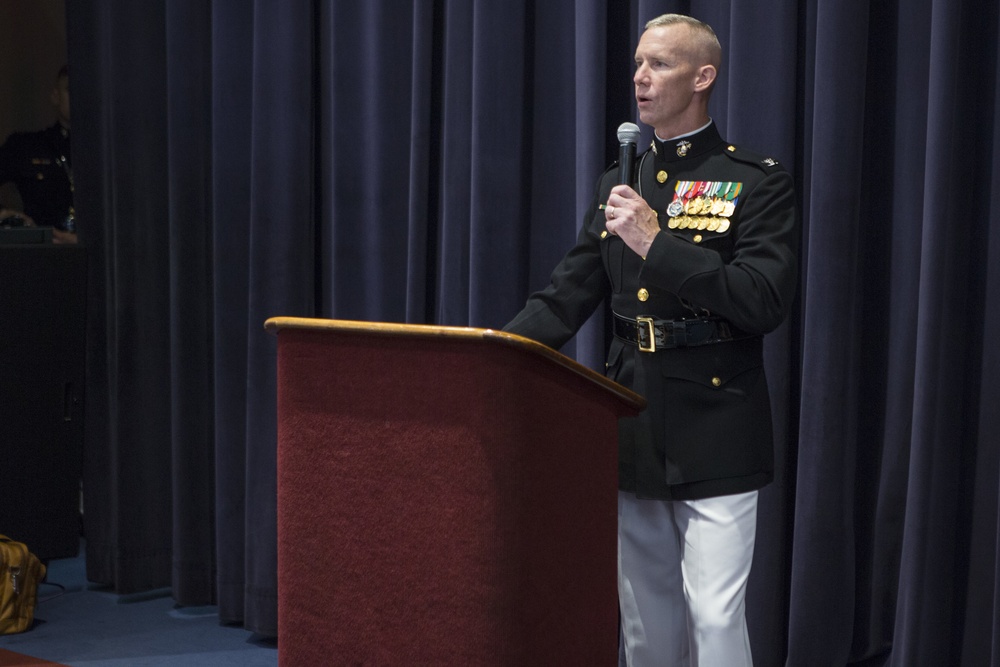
top-left (711, 377), bottom-right (722, 387)
top-left (727, 145), bottom-right (736, 152)
top-left (657, 170), bottom-right (668, 183)
top-left (601, 230), bottom-right (608, 239)
top-left (693, 235), bottom-right (703, 243)
top-left (637, 288), bottom-right (649, 302)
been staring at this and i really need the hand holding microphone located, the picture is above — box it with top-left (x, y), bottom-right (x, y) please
top-left (604, 121), bottom-right (658, 259)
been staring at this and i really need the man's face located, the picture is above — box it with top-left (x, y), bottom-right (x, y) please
top-left (52, 75), bottom-right (71, 127)
top-left (633, 25), bottom-right (705, 134)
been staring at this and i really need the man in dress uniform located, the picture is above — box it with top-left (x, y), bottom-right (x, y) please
top-left (0, 65), bottom-right (77, 244)
top-left (503, 14), bottom-right (797, 667)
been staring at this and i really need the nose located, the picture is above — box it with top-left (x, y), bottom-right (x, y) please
top-left (633, 63), bottom-right (647, 86)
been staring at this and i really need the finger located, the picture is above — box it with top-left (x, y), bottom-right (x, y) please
top-left (610, 184), bottom-right (640, 200)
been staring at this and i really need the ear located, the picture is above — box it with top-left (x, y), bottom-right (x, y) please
top-left (694, 64), bottom-right (717, 92)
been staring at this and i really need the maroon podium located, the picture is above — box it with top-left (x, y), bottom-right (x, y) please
top-left (266, 317), bottom-right (645, 666)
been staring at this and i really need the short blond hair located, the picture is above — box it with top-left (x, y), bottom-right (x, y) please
top-left (644, 14), bottom-right (722, 71)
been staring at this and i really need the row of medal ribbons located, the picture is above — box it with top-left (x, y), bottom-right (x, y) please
top-left (665, 180), bottom-right (742, 232)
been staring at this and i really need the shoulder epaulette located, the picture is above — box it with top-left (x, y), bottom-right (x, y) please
top-left (722, 144), bottom-right (785, 172)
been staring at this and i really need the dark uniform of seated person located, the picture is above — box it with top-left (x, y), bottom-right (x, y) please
top-left (0, 65), bottom-right (77, 244)
top-left (503, 14), bottom-right (798, 667)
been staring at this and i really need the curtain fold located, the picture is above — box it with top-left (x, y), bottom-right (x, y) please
top-left (209, 0), bottom-right (254, 627)
top-left (890, 0), bottom-right (999, 663)
top-left (165, 0), bottom-right (216, 606)
top-left (402, 1), bottom-right (438, 323)
top-left (73, 0), bottom-right (176, 595)
top-left (787, 0), bottom-right (871, 662)
top-left (972, 35), bottom-right (1000, 662)
top-left (66, 0), bottom-right (1000, 662)
top-left (239, 1), bottom-right (318, 635)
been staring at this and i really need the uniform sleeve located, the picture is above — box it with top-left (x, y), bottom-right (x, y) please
top-left (0, 134), bottom-right (19, 186)
top-left (639, 169), bottom-right (798, 334)
top-left (503, 195), bottom-right (612, 349)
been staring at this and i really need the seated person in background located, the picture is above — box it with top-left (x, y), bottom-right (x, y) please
top-left (0, 65), bottom-right (77, 244)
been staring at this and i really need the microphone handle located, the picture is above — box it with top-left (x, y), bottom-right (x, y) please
top-left (618, 142), bottom-right (637, 186)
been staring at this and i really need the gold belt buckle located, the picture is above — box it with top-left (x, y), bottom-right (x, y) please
top-left (636, 316), bottom-right (656, 353)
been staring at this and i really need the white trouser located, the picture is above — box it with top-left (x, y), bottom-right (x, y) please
top-left (617, 489), bottom-right (758, 667)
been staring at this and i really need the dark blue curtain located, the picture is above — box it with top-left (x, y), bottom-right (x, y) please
top-left (66, 0), bottom-right (1000, 664)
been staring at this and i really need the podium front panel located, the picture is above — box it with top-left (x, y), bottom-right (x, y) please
top-left (275, 325), bottom-right (630, 666)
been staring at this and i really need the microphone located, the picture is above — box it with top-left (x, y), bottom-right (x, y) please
top-left (617, 122), bottom-right (640, 186)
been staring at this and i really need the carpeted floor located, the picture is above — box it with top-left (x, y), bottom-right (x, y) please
top-left (0, 543), bottom-right (277, 667)
top-left (0, 647), bottom-right (69, 666)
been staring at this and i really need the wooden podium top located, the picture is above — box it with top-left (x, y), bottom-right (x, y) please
top-left (264, 316), bottom-right (645, 411)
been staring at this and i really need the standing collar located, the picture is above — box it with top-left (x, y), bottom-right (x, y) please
top-left (650, 121), bottom-right (724, 163)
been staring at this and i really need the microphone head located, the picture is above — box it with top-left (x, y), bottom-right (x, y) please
top-left (617, 122), bottom-right (641, 145)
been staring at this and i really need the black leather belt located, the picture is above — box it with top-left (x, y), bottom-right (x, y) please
top-left (612, 312), bottom-right (741, 352)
